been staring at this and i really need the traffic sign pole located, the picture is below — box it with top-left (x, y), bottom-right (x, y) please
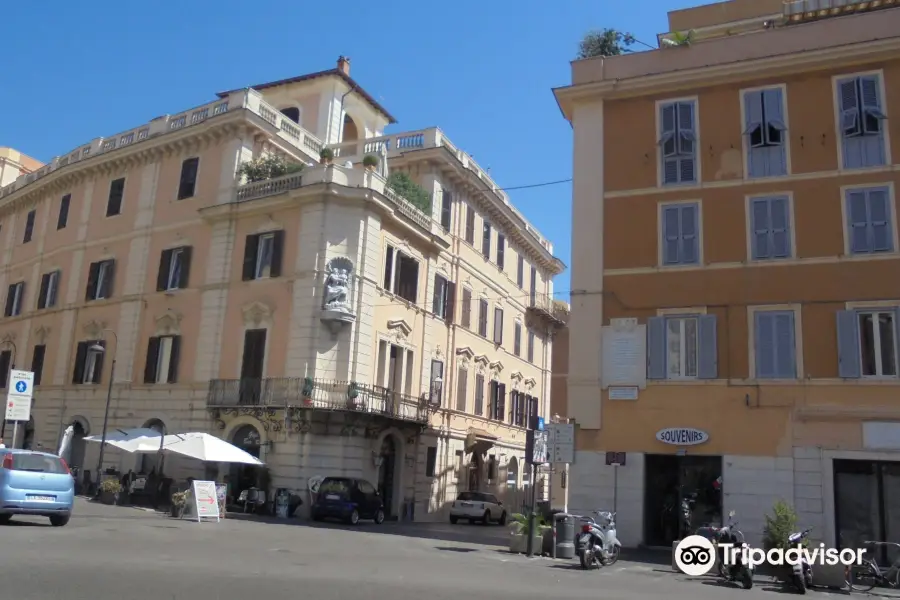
top-left (5, 370), bottom-right (35, 449)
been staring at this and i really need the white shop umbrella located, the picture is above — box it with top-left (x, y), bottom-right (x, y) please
top-left (158, 432), bottom-right (263, 465)
top-left (58, 425), bottom-right (75, 459)
top-left (84, 427), bottom-right (164, 453)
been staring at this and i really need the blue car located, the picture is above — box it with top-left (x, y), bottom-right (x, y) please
top-left (0, 449), bottom-right (74, 526)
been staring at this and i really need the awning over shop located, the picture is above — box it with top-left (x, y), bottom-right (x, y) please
top-left (465, 428), bottom-right (498, 455)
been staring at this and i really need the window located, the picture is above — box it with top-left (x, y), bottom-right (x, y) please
top-left (743, 88), bottom-right (787, 178)
top-left (659, 100), bottom-right (697, 185)
top-left (661, 203), bottom-right (700, 265)
top-left (178, 157), bottom-right (200, 200)
top-left (526, 395), bottom-right (540, 427)
top-left (511, 391), bottom-right (526, 427)
top-left (280, 107), bottom-right (300, 123)
top-left (73, 340), bottom-right (105, 384)
top-left (529, 265), bottom-right (537, 305)
top-left (456, 368), bottom-right (468, 411)
top-left (478, 298), bottom-right (489, 337)
top-left (647, 314), bottom-right (717, 380)
top-left (0, 350), bottom-right (11, 388)
top-left (23, 209), bottom-right (36, 243)
top-left (144, 335), bottom-right (182, 384)
top-left (517, 255), bottom-right (525, 288)
top-left (464, 205), bottom-right (475, 244)
top-left (382, 244), bottom-right (420, 303)
top-left (496, 234), bottom-right (505, 270)
top-left (4, 281), bottom-right (25, 317)
top-left (514, 322), bottom-right (522, 356)
top-left (440, 190), bottom-right (452, 230)
top-left (527, 330), bottom-right (535, 363)
top-left (837, 309), bottom-right (899, 378)
top-left (749, 196), bottom-right (791, 260)
top-left (493, 306), bottom-right (504, 344)
top-left (754, 310), bottom-right (797, 379)
top-left (242, 231), bottom-right (284, 281)
top-left (106, 178), bottom-right (125, 216)
top-left (474, 373), bottom-right (485, 416)
top-left (846, 187), bottom-right (893, 254)
top-left (57, 194), bottom-right (71, 229)
top-left (837, 74), bottom-right (887, 169)
top-left (432, 274), bottom-right (455, 322)
top-left (461, 288), bottom-right (472, 329)
top-left (482, 221), bottom-right (491, 257)
top-left (31, 344), bottom-right (46, 386)
top-left (425, 446), bottom-right (437, 478)
top-left (37, 270), bottom-right (60, 310)
top-left (430, 359), bottom-right (444, 405)
top-left (85, 259), bottom-right (115, 301)
top-left (157, 246), bottom-right (192, 291)
top-left (489, 381), bottom-right (506, 421)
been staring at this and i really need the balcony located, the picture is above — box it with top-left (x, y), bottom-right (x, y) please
top-left (206, 378), bottom-right (430, 426)
top-left (783, 0), bottom-right (898, 23)
top-left (526, 291), bottom-right (568, 329)
top-left (0, 88), bottom-right (323, 202)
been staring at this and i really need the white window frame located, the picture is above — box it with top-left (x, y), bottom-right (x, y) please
top-left (83, 348), bottom-right (102, 384)
top-left (155, 336), bottom-right (176, 384)
top-left (255, 233), bottom-right (275, 279)
top-left (10, 281), bottom-right (24, 316)
top-left (664, 315), bottom-right (700, 380)
top-left (747, 304), bottom-right (804, 382)
top-left (839, 182), bottom-right (898, 257)
top-left (744, 192), bottom-right (796, 262)
top-left (95, 261), bottom-right (112, 300)
top-left (740, 83), bottom-right (792, 179)
top-left (658, 200), bottom-right (704, 267)
top-left (856, 309), bottom-right (898, 379)
top-left (45, 271), bottom-right (59, 308)
top-left (832, 69), bottom-right (892, 170)
top-left (655, 95), bottom-right (701, 188)
top-left (166, 248), bottom-right (184, 291)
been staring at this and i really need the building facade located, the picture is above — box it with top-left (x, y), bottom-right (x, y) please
top-left (0, 147), bottom-right (41, 187)
top-left (555, 0), bottom-right (900, 550)
top-left (0, 57), bottom-right (564, 520)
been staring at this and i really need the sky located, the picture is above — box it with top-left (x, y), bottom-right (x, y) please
top-left (1, 0), bottom-right (699, 300)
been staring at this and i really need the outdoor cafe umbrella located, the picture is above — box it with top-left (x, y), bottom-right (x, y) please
top-left (58, 425), bottom-right (75, 460)
top-left (84, 427), bottom-right (164, 453)
top-left (156, 432), bottom-right (263, 465)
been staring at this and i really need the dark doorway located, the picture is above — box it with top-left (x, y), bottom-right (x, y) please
top-left (834, 459), bottom-right (900, 567)
top-left (69, 421), bottom-right (87, 470)
top-left (279, 107), bottom-right (300, 124)
top-left (229, 425), bottom-right (262, 502)
top-left (377, 436), bottom-right (397, 520)
top-left (22, 416), bottom-right (35, 450)
top-left (644, 454), bottom-right (723, 547)
top-left (239, 329), bottom-right (266, 405)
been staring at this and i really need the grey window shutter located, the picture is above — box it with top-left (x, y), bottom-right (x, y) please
top-left (836, 310), bottom-right (861, 378)
top-left (839, 78), bottom-right (863, 169)
top-left (847, 191), bottom-right (870, 253)
top-left (770, 197), bottom-right (790, 257)
top-left (677, 102), bottom-right (696, 183)
top-left (867, 188), bottom-right (892, 252)
top-left (751, 198), bottom-right (770, 259)
top-left (755, 313), bottom-right (776, 378)
top-left (745, 91), bottom-right (764, 177)
top-left (680, 204), bottom-right (698, 264)
top-left (774, 312), bottom-right (796, 378)
top-left (647, 316), bottom-right (667, 379)
top-left (662, 207), bottom-right (679, 264)
top-left (698, 314), bottom-right (718, 379)
top-left (859, 76), bottom-right (886, 166)
top-left (762, 88), bottom-right (788, 177)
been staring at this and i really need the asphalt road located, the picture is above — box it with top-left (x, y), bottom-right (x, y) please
top-left (0, 499), bottom-right (867, 600)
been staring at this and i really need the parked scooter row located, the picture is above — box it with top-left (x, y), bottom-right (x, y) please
top-left (575, 510), bottom-right (622, 570)
top-left (709, 510), bottom-right (755, 589)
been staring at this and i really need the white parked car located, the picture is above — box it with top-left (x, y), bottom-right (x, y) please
top-left (449, 491), bottom-right (507, 525)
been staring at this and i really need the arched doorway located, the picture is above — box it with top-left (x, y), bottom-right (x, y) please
top-left (280, 107), bottom-right (300, 124)
top-left (229, 424), bottom-right (262, 502)
top-left (138, 419), bottom-right (165, 474)
top-left (341, 114), bottom-right (359, 142)
top-left (377, 435), bottom-right (397, 519)
top-left (68, 419), bottom-right (88, 471)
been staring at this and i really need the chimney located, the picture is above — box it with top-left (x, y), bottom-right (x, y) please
top-left (337, 56), bottom-right (351, 76)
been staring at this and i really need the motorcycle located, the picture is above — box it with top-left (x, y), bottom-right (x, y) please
top-left (786, 527), bottom-right (814, 594)
top-left (711, 510), bottom-right (754, 589)
top-left (576, 510), bottom-right (622, 570)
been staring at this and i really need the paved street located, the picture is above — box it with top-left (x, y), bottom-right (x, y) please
top-left (0, 499), bottom-right (881, 599)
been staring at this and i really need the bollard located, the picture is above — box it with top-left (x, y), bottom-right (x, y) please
top-left (552, 520), bottom-right (558, 559)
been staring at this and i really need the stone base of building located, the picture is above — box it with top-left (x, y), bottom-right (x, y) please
top-left (568, 448), bottom-right (900, 551)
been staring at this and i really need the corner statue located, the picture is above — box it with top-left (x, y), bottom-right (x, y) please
top-left (324, 268), bottom-right (350, 310)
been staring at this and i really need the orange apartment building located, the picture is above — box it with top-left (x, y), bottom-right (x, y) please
top-left (0, 57), bottom-right (564, 520)
top-left (555, 0), bottom-right (900, 551)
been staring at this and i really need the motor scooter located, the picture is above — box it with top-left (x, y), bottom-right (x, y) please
top-left (575, 510), bottom-right (622, 570)
top-left (711, 510), bottom-right (754, 589)
top-left (785, 527), bottom-right (814, 594)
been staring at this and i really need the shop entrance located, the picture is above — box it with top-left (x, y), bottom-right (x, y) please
top-left (834, 459), bottom-right (900, 567)
top-left (644, 454), bottom-right (723, 547)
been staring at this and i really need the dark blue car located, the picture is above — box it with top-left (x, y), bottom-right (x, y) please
top-left (311, 477), bottom-right (384, 525)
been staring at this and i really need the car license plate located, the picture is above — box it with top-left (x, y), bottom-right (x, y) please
top-left (325, 494), bottom-right (339, 500)
top-left (27, 495), bottom-right (55, 502)
top-left (460, 502), bottom-right (473, 507)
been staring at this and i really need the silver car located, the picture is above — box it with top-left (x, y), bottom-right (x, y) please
top-left (449, 491), bottom-right (507, 525)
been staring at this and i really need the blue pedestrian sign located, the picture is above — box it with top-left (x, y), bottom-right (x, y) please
top-left (14, 380), bottom-right (27, 394)
top-left (5, 369), bottom-right (35, 422)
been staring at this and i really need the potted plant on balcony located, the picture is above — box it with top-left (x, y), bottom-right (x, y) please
top-left (362, 154), bottom-right (379, 172)
top-left (508, 511), bottom-right (549, 554)
top-left (170, 491), bottom-right (188, 518)
top-left (319, 147), bottom-right (334, 165)
top-left (98, 479), bottom-right (122, 506)
top-left (347, 381), bottom-right (362, 409)
top-left (302, 377), bottom-right (315, 406)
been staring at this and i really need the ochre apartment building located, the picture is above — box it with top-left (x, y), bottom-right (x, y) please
top-left (555, 0), bottom-right (900, 550)
top-left (0, 56), bottom-right (564, 520)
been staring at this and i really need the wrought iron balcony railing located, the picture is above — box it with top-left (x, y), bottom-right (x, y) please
top-left (207, 377), bottom-right (429, 425)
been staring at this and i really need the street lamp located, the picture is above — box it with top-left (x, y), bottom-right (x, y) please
top-left (0, 339), bottom-right (17, 442)
top-left (90, 330), bottom-right (118, 492)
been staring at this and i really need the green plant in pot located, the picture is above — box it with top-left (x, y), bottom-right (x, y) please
top-left (763, 499), bottom-right (803, 580)
top-left (362, 154), bottom-right (379, 172)
top-left (98, 478), bottom-right (122, 505)
top-left (170, 491), bottom-right (188, 518)
top-left (508, 511), bottom-right (550, 554)
top-left (319, 147), bottom-right (334, 165)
